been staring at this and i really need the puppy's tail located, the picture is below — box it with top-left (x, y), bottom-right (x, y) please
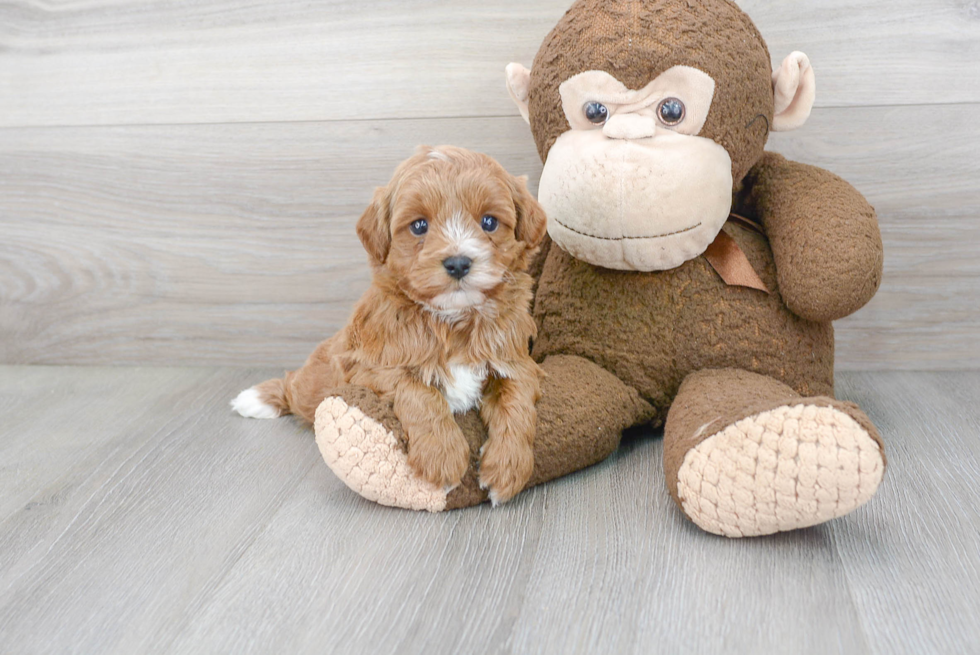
top-left (230, 376), bottom-right (291, 420)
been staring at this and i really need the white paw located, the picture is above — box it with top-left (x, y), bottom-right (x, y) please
top-left (230, 388), bottom-right (280, 419)
top-left (477, 475), bottom-right (502, 508)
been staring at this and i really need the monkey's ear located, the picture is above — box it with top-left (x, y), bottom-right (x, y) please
top-left (510, 175), bottom-right (548, 248)
top-left (356, 186), bottom-right (392, 265)
top-left (771, 52), bottom-right (816, 132)
top-left (505, 63), bottom-right (532, 124)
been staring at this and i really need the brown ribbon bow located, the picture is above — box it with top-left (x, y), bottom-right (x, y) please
top-left (703, 213), bottom-right (769, 294)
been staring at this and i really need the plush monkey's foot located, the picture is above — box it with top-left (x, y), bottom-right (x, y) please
top-left (315, 396), bottom-right (449, 512)
top-left (665, 369), bottom-right (886, 538)
top-left (313, 356), bottom-right (655, 512)
top-left (675, 403), bottom-right (884, 537)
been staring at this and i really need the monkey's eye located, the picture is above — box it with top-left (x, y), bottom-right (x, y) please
top-left (583, 101), bottom-right (609, 125)
top-left (657, 98), bottom-right (686, 126)
top-left (481, 215), bottom-right (499, 233)
top-left (409, 219), bottom-right (428, 236)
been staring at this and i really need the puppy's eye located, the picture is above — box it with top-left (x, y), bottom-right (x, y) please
top-left (657, 98), bottom-right (685, 126)
top-left (583, 101), bottom-right (608, 125)
top-left (481, 215), bottom-right (499, 233)
top-left (409, 219), bottom-right (428, 236)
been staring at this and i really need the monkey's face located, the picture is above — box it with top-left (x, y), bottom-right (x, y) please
top-left (537, 66), bottom-right (732, 272)
top-left (505, 0), bottom-right (816, 273)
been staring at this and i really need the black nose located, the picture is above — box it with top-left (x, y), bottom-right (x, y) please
top-left (442, 256), bottom-right (472, 280)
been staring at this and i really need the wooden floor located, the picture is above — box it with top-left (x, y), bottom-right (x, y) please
top-left (1, 367), bottom-right (978, 654)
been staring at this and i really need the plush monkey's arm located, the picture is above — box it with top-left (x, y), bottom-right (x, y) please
top-left (740, 152), bottom-right (883, 322)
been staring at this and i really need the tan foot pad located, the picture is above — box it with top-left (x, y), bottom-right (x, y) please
top-left (676, 404), bottom-right (884, 537)
top-left (314, 397), bottom-right (448, 512)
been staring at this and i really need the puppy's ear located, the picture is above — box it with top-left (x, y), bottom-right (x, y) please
top-left (356, 186), bottom-right (392, 264)
top-left (510, 175), bottom-right (548, 248)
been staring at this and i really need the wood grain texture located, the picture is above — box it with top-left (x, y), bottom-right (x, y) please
top-left (2, 103), bottom-right (979, 369)
top-left (0, 0), bottom-right (977, 128)
top-left (0, 366), bottom-right (318, 655)
top-left (1, 367), bottom-right (978, 654)
top-left (831, 372), bottom-right (980, 653)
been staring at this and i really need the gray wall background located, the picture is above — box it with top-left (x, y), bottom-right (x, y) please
top-left (1, 0), bottom-right (978, 370)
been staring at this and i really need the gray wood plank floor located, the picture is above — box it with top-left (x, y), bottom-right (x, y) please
top-left (1, 367), bottom-right (978, 654)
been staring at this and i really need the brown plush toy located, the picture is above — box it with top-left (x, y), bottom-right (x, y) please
top-left (314, 0), bottom-right (886, 537)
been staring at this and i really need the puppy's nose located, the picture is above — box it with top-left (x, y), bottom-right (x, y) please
top-left (442, 256), bottom-right (472, 280)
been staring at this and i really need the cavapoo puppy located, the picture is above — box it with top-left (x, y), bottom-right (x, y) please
top-left (232, 145), bottom-right (548, 504)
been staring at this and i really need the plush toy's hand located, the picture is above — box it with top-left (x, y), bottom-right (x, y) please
top-left (741, 152), bottom-right (883, 322)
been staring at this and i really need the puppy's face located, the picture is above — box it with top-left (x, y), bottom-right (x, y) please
top-left (357, 146), bottom-right (547, 313)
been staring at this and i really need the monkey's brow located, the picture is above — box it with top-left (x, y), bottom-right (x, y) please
top-left (745, 113), bottom-right (770, 131)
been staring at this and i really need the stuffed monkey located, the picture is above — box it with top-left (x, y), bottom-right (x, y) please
top-left (314, 0), bottom-right (886, 537)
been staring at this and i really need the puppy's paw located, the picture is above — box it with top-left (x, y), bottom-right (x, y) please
top-left (478, 439), bottom-right (533, 506)
top-left (406, 424), bottom-right (470, 490)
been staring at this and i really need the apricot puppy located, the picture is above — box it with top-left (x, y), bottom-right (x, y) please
top-left (232, 146), bottom-right (548, 504)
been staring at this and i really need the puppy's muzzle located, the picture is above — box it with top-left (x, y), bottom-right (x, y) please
top-left (442, 256), bottom-right (472, 280)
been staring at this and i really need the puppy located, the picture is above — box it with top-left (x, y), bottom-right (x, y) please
top-left (232, 145), bottom-right (548, 504)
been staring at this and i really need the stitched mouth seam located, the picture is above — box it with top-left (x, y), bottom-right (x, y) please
top-left (553, 218), bottom-right (703, 241)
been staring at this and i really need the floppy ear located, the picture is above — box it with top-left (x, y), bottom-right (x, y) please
top-left (356, 186), bottom-right (392, 265)
top-left (771, 51), bottom-right (816, 132)
top-left (510, 175), bottom-right (548, 248)
top-left (506, 63), bottom-right (532, 124)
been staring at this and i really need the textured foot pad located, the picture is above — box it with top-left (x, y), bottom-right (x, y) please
top-left (676, 404), bottom-right (884, 537)
top-left (314, 397), bottom-right (448, 512)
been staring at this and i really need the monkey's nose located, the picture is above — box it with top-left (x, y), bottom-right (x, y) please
top-left (603, 113), bottom-right (657, 140)
top-left (443, 256), bottom-right (472, 280)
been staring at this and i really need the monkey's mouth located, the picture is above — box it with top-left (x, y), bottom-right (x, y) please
top-left (552, 217), bottom-right (703, 241)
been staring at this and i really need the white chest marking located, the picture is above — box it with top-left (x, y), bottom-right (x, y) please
top-left (441, 364), bottom-right (487, 414)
